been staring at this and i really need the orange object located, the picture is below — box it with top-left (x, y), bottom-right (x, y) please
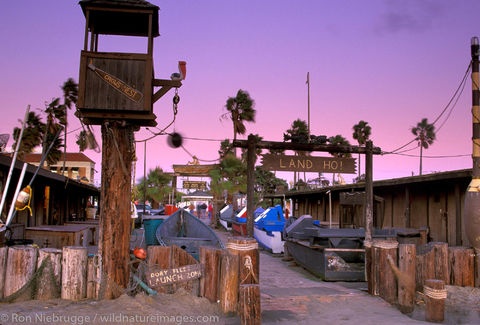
top-left (133, 247), bottom-right (147, 260)
top-left (165, 204), bottom-right (178, 216)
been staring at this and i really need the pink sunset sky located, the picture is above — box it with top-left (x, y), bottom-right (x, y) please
top-left (1, 0), bottom-right (480, 187)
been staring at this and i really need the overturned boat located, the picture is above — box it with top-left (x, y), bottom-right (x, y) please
top-left (254, 205), bottom-right (285, 254)
top-left (156, 209), bottom-right (225, 259)
top-left (218, 205), bottom-right (234, 231)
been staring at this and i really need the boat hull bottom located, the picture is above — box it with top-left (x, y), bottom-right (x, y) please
top-left (254, 227), bottom-right (284, 254)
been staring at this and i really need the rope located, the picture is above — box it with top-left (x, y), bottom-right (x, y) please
top-left (373, 240), bottom-right (398, 249)
top-left (424, 285), bottom-right (447, 300)
top-left (15, 185), bottom-right (33, 216)
top-left (226, 242), bottom-right (258, 251)
top-left (240, 255), bottom-right (259, 285)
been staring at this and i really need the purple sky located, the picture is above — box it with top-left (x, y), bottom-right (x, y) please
top-left (1, 0), bottom-right (480, 186)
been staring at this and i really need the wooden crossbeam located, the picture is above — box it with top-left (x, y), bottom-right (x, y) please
top-left (152, 79), bottom-right (182, 103)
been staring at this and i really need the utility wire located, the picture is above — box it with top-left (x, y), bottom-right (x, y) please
top-left (385, 61), bottom-right (472, 154)
top-left (389, 152), bottom-right (470, 158)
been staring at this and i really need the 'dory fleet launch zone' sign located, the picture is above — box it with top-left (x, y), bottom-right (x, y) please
top-left (146, 264), bottom-right (203, 287)
top-left (261, 154), bottom-right (356, 174)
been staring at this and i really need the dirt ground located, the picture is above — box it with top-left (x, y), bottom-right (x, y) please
top-left (1, 227), bottom-right (479, 324)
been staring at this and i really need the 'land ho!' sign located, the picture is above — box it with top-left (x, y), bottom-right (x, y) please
top-left (261, 154), bottom-right (356, 174)
top-left (146, 264), bottom-right (203, 287)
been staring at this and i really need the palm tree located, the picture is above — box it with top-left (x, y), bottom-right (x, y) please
top-left (137, 167), bottom-right (172, 207)
top-left (328, 135), bottom-right (351, 184)
top-left (12, 111), bottom-right (46, 160)
top-left (352, 120), bottom-right (371, 178)
top-left (222, 90), bottom-right (256, 156)
top-left (284, 119), bottom-right (309, 186)
top-left (61, 78), bottom-right (78, 173)
top-left (411, 118), bottom-right (436, 175)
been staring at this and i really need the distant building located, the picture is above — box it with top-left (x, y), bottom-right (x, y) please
top-left (24, 152), bottom-right (96, 184)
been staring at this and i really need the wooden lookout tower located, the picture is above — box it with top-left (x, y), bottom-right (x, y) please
top-left (77, 0), bottom-right (182, 126)
top-left (76, 0), bottom-right (183, 299)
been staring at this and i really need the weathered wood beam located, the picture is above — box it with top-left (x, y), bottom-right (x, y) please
top-left (152, 79), bottom-right (182, 103)
top-left (232, 139), bottom-right (382, 155)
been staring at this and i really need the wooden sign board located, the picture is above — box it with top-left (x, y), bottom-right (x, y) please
top-left (146, 263), bottom-right (203, 287)
top-left (183, 181), bottom-right (207, 190)
top-left (173, 164), bottom-right (219, 177)
top-left (261, 154), bottom-right (356, 174)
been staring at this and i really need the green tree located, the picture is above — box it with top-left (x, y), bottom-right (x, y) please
top-left (136, 167), bottom-right (172, 207)
top-left (221, 90), bottom-right (256, 155)
top-left (12, 111), bottom-right (46, 160)
top-left (352, 120), bottom-right (371, 178)
top-left (218, 139), bottom-right (233, 159)
top-left (254, 166), bottom-right (287, 198)
top-left (328, 135), bottom-right (351, 184)
top-left (283, 119), bottom-right (309, 143)
top-left (411, 118), bottom-right (436, 175)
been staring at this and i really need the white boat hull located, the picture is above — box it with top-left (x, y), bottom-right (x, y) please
top-left (219, 218), bottom-right (231, 231)
top-left (254, 227), bottom-right (284, 254)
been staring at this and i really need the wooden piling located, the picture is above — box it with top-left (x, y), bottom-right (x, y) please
top-left (227, 237), bottom-right (259, 286)
top-left (474, 248), bottom-right (480, 288)
top-left (0, 246), bottom-right (7, 299)
top-left (220, 252), bottom-right (240, 315)
top-left (364, 241), bottom-right (374, 295)
top-left (4, 245), bottom-right (38, 301)
top-left (448, 246), bottom-right (475, 287)
top-left (35, 248), bottom-right (62, 300)
top-left (397, 244), bottom-right (416, 314)
top-left (418, 227), bottom-right (428, 245)
top-left (432, 242), bottom-right (449, 285)
top-left (61, 246), bottom-right (87, 301)
top-left (87, 255), bottom-right (100, 299)
top-left (239, 284), bottom-right (261, 325)
top-left (199, 246), bottom-right (222, 303)
top-left (373, 240), bottom-right (398, 304)
top-left (424, 279), bottom-right (446, 323)
top-left (416, 242), bottom-right (448, 291)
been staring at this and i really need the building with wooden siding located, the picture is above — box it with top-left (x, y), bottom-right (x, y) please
top-left (0, 154), bottom-right (100, 228)
top-left (266, 169), bottom-right (472, 247)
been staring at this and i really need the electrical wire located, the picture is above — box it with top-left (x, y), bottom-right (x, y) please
top-left (385, 61), bottom-right (472, 155)
top-left (180, 144), bottom-right (220, 163)
top-left (389, 152), bottom-right (470, 158)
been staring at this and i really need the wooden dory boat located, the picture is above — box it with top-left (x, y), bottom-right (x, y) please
top-left (156, 209), bottom-right (224, 259)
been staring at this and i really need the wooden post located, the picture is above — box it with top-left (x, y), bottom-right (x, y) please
top-left (246, 134), bottom-right (256, 238)
top-left (87, 255), bottom-right (100, 299)
top-left (418, 227), bottom-right (428, 245)
top-left (424, 279), bottom-right (446, 322)
top-left (199, 246), bottom-right (222, 303)
top-left (373, 240), bottom-right (398, 304)
top-left (4, 245), bottom-right (38, 302)
top-left (61, 246), bottom-right (87, 301)
top-left (364, 241), bottom-right (374, 295)
top-left (98, 122), bottom-right (134, 299)
top-left (364, 141), bottom-right (373, 242)
top-left (432, 242), bottom-right (449, 285)
top-left (239, 284), bottom-right (261, 325)
top-left (227, 237), bottom-right (259, 286)
top-left (475, 248), bottom-right (480, 288)
top-left (397, 244), bottom-right (416, 314)
top-left (0, 246), bottom-right (7, 299)
top-left (220, 252), bottom-right (240, 315)
top-left (147, 245), bottom-right (171, 294)
top-left (35, 248), bottom-right (62, 300)
top-left (448, 246), bottom-right (475, 287)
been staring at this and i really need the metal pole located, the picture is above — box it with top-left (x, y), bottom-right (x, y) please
top-left (143, 140), bottom-right (147, 215)
top-left (365, 140), bottom-right (373, 242)
top-left (464, 36), bottom-right (480, 249)
top-left (307, 72), bottom-right (311, 141)
top-left (0, 105), bottom-right (30, 219)
top-left (246, 134), bottom-right (256, 237)
top-left (5, 163), bottom-right (28, 226)
top-left (327, 190), bottom-right (332, 228)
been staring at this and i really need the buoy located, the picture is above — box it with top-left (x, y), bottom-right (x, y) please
top-left (15, 186), bottom-right (31, 209)
top-left (133, 247), bottom-right (147, 260)
top-left (168, 132), bottom-right (183, 148)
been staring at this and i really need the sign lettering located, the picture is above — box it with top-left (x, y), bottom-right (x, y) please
top-left (146, 263), bottom-right (203, 287)
top-left (261, 154), bottom-right (356, 174)
top-left (183, 181), bottom-right (207, 190)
